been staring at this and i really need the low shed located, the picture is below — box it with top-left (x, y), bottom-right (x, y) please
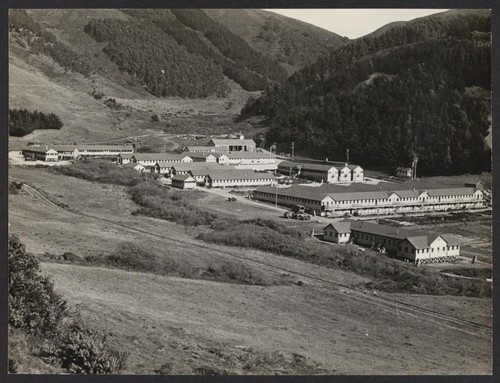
top-left (171, 175), bottom-right (197, 190)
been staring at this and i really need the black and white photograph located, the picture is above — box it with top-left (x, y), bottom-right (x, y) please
top-left (4, 3), bottom-right (495, 378)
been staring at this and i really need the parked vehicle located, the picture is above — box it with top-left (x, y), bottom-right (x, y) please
top-left (284, 206), bottom-right (310, 220)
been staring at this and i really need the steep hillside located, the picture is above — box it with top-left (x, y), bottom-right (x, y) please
top-left (205, 9), bottom-right (348, 73)
top-left (241, 10), bottom-right (491, 175)
top-left (10, 9), bottom-right (342, 102)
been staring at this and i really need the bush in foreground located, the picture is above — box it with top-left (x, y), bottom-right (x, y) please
top-left (9, 235), bottom-right (67, 336)
top-left (55, 321), bottom-right (126, 374)
top-left (9, 235), bottom-right (126, 374)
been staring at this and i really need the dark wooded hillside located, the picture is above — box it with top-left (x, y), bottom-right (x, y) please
top-left (242, 11), bottom-right (491, 175)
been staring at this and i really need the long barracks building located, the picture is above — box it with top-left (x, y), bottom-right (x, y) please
top-left (22, 144), bottom-right (133, 161)
top-left (252, 183), bottom-right (485, 216)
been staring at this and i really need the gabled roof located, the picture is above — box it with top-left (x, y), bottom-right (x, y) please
top-left (187, 152), bottom-right (218, 159)
top-left (324, 222), bottom-right (351, 234)
top-left (440, 234), bottom-right (462, 247)
top-left (404, 236), bottom-right (430, 249)
top-left (184, 146), bottom-right (216, 152)
top-left (172, 174), bottom-right (196, 182)
top-left (347, 164), bottom-right (362, 170)
top-left (122, 162), bottom-right (144, 169)
top-left (209, 138), bottom-right (256, 146)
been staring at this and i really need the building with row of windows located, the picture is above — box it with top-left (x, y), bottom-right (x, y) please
top-left (252, 183), bottom-right (485, 216)
top-left (323, 220), bottom-right (461, 264)
top-left (22, 144), bottom-right (134, 161)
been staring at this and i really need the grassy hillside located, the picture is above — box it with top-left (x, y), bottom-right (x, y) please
top-left (205, 9), bottom-right (348, 73)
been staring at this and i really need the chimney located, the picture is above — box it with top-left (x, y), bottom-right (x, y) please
top-left (46, 145), bottom-right (48, 150)
top-left (326, 157), bottom-right (328, 162)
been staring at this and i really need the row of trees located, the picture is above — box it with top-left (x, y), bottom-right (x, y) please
top-left (9, 108), bottom-right (63, 137)
top-left (242, 11), bottom-right (491, 175)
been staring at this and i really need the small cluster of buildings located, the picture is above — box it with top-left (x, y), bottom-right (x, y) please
top-left (252, 182), bottom-right (485, 216)
top-left (323, 220), bottom-right (461, 264)
top-left (278, 161), bottom-right (364, 183)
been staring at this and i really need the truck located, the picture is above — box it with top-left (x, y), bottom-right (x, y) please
top-left (283, 205), bottom-right (311, 220)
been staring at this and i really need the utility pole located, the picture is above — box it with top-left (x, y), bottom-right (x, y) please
top-left (346, 149), bottom-right (350, 164)
top-left (412, 156), bottom-right (419, 180)
top-left (275, 184), bottom-right (278, 210)
top-left (291, 142), bottom-right (295, 158)
top-left (414, 157), bottom-right (418, 180)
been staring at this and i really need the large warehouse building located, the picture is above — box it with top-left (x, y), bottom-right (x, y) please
top-left (253, 183), bottom-right (485, 216)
